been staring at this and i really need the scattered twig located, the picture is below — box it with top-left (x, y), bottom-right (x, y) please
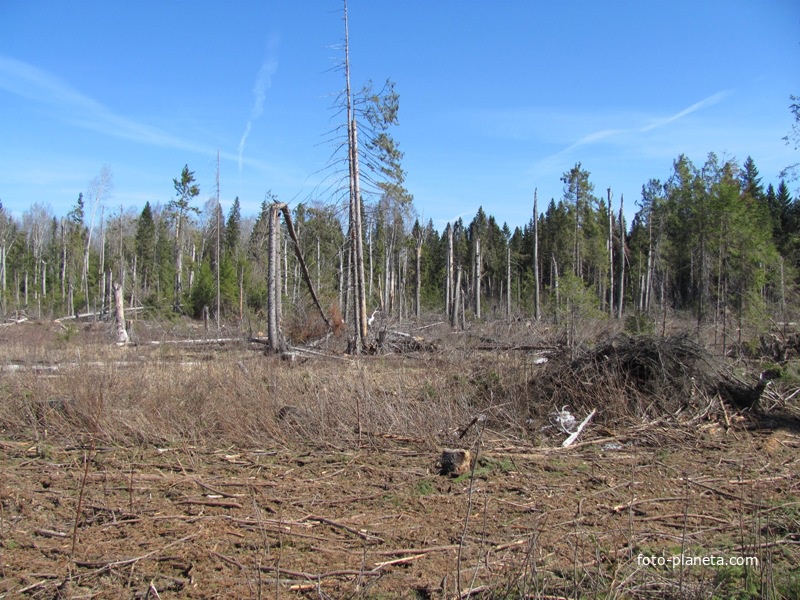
top-left (70, 441), bottom-right (94, 560)
top-left (175, 498), bottom-right (244, 509)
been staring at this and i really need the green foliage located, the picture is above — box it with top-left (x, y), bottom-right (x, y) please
top-left (624, 312), bottom-right (655, 335)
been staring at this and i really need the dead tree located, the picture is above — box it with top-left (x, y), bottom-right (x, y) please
top-left (266, 203), bottom-right (284, 353)
top-left (414, 228), bottom-right (423, 319)
top-left (506, 242), bottom-right (512, 320)
top-left (451, 265), bottom-right (462, 328)
top-left (343, 0), bottom-right (368, 352)
top-left (617, 194), bottom-right (625, 319)
top-left (533, 189), bottom-right (541, 321)
top-left (607, 188), bottom-right (614, 317)
top-left (446, 223), bottom-right (453, 321)
top-left (475, 237), bottom-right (481, 319)
top-left (113, 282), bottom-right (128, 344)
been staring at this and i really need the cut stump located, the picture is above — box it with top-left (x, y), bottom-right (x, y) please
top-left (439, 449), bottom-right (473, 477)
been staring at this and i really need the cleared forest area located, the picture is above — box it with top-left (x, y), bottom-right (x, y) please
top-left (1, 316), bottom-right (799, 599)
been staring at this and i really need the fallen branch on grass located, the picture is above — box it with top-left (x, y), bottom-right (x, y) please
top-left (175, 498), bottom-right (243, 509)
top-left (562, 408), bottom-right (596, 447)
top-left (304, 515), bottom-right (385, 542)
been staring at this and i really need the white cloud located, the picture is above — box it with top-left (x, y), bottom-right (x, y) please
top-left (0, 54), bottom-right (211, 155)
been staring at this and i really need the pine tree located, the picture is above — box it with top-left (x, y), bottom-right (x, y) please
top-left (169, 165), bottom-right (200, 312)
top-left (225, 197), bottom-right (242, 256)
top-left (135, 202), bottom-right (156, 298)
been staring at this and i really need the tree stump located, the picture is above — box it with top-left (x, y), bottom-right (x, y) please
top-left (439, 449), bottom-right (473, 477)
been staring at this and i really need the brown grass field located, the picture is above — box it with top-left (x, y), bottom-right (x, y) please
top-left (1, 317), bottom-right (799, 599)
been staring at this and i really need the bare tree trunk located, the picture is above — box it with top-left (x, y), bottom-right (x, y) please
top-left (475, 237), bottom-right (481, 319)
top-left (339, 246), bottom-right (345, 316)
top-left (552, 254), bottom-right (560, 324)
top-left (451, 265), bottom-right (462, 328)
top-left (60, 219), bottom-right (66, 301)
top-left (266, 203), bottom-right (284, 353)
top-left (215, 151), bottom-right (221, 330)
top-left (415, 233), bottom-right (422, 319)
top-left (617, 194), bottom-right (625, 319)
top-left (113, 282), bottom-right (128, 343)
top-left (98, 211), bottom-right (106, 317)
top-left (607, 188), bottom-right (614, 317)
top-left (344, 1), bottom-right (367, 351)
top-left (506, 243), bottom-right (512, 320)
top-left (367, 225), bottom-right (373, 300)
top-left (446, 223), bottom-right (453, 321)
top-left (130, 254), bottom-right (137, 309)
top-left (533, 190), bottom-right (541, 321)
top-left (174, 214), bottom-right (183, 313)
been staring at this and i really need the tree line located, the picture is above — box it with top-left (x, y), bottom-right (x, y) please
top-left (0, 152), bottom-right (798, 342)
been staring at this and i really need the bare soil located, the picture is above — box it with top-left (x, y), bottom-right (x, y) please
top-left (1, 319), bottom-right (799, 599)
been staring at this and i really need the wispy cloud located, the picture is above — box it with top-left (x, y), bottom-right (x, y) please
top-left (640, 90), bottom-right (730, 132)
top-left (529, 90), bottom-right (733, 175)
top-left (0, 54), bottom-right (210, 154)
top-left (238, 36), bottom-right (280, 174)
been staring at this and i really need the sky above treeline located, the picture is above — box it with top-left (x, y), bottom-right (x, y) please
top-left (1, 0), bottom-right (798, 232)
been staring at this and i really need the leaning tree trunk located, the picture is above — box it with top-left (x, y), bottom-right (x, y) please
top-left (279, 204), bottom-right (331, 330)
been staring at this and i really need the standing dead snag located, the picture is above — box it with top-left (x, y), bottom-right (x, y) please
top-left (113, 282), bottom-right (128, 344)
top-left (266, 203), bottom-right (284, 353)
top-left (343, 0), bottom-right (368, 352)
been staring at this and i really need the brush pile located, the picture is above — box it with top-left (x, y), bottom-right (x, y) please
top-left (527, 333), bottom-right (755, 424)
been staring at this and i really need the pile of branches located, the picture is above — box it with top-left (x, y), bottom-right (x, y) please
top-left (527, 333), bottom-right (742, 424)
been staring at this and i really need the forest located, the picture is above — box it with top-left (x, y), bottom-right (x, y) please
top-left (0, 149), bottom-right (798, 348)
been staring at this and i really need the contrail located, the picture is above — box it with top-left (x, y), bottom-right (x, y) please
top-left (641, 90), bottom-right (730, 132)
top-left (238, 41), bottom-right (279, 174)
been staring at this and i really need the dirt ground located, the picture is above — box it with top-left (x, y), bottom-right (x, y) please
top-left (3, 422), bottom-right (799, 599)
top-left (1, 319), bottom-right (799, 599)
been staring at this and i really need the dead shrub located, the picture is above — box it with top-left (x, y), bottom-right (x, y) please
top-left (526, 333), bottom-right (725, 425)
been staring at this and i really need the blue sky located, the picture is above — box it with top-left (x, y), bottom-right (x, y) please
top-left (1, 1), bottom-right (798, 232)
